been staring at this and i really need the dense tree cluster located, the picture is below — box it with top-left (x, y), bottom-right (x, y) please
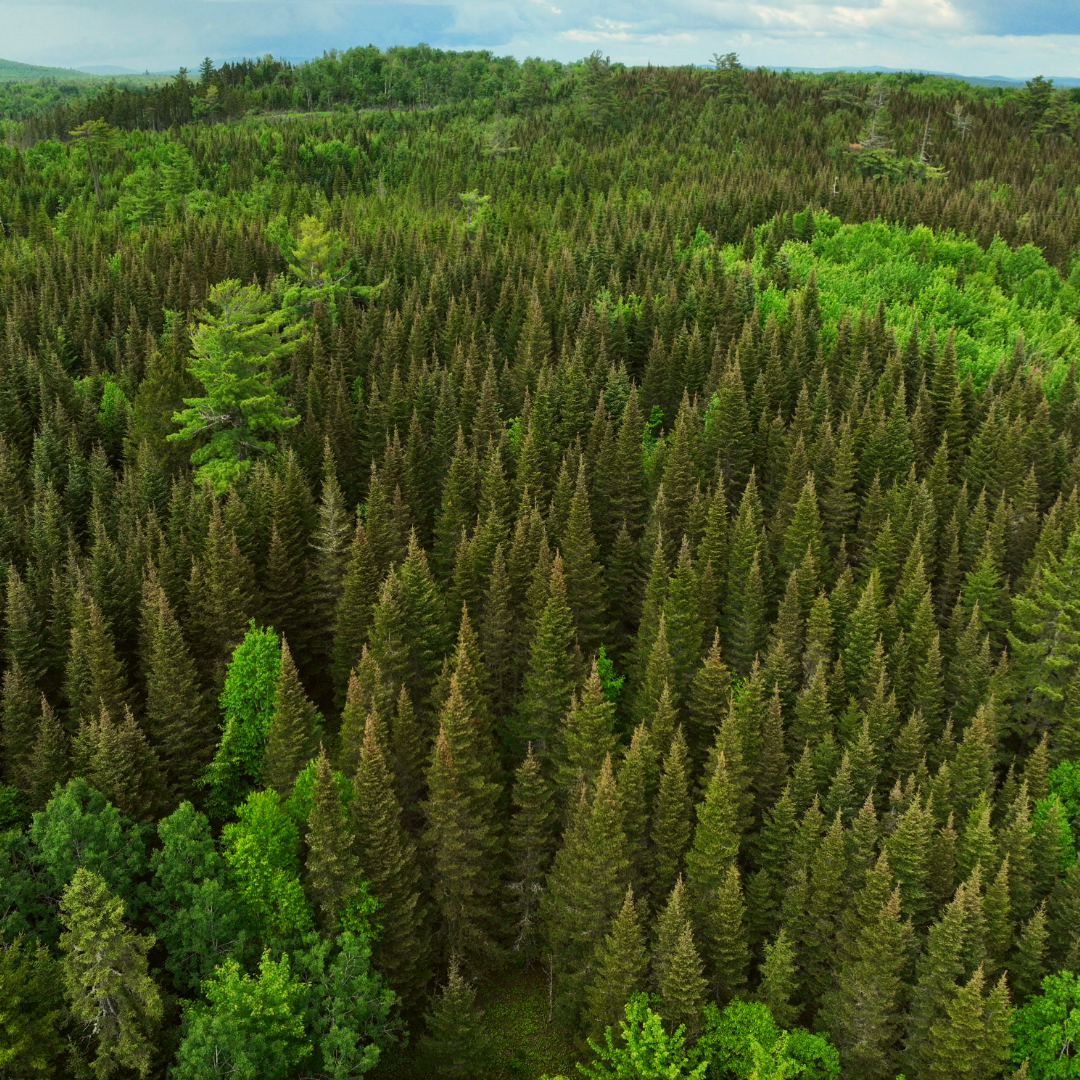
top-left (0, 45), bottom-right (1079, 1080)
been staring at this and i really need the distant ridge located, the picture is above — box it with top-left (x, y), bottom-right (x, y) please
top-left (770, 65), bottom-right (1080, 89)
top-left (0, 57), bottom-right (102, 82)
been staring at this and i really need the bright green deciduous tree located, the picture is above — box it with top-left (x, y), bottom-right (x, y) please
top-left (172, 951), bottom-right (310, 1080)
top-left (203, 624), bottom-right (282, 817)
top-left (574, 993), bottom-right (708, 1080)
top-left (1010, 970), bottom-right (1080, 1080)
top-left (169, 280), bottom-right (304, 491)
top-left (221, 788), bottom-right (313, 943)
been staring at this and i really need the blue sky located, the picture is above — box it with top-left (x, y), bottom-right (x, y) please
top-left (3, 0), bottom-right (1079, 78)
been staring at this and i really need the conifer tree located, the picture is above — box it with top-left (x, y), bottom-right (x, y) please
top-left (650, 727), bottom-right (693, 909)
top-left (263, 638), bottom-right (322, 797)
top-left (73, 705), bottom-right (170, 821)
top-left (556, 659), bottom-right (618, 805)
top-left (304, 745), bottom-right (359, 930)
top-left (418, 954), bottom-right (494, 1079)
top-left (60, 868), bottom-right (163, 1080)
top-left (542, 754), bottom-right (630, 1027)
top-left (331, 517), bottom-right (380, 707)
top-left (924, 967), bottom-right (1013, 1080)
top-left (686, 631), bottom-right (731, 775)
top-left (142, 572), bottom-right (208, 793)
top-left (1, 661), bottom-right (38, 789)
top-left (561, 461), bottom-right (607, 656)
top-left (757, 928), bottom-right (799, 1030)
top-left (585, 885), bottom-right (649, 1038)
top-left (27, 696), bottom-right (69, 808)
top-left (424, 672), bottom-right (501, 970)
top-left (652, 877), bottom-right (708, 1036)
top-left (352, 711), bottom-right (427, 1007)
top-left (506, 745), bottom-right (556, 964)
top-left (516, 554), bottom-right (579, 762)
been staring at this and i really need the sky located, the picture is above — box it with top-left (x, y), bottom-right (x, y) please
top-left (2, 0), bottom-right (1079, 79)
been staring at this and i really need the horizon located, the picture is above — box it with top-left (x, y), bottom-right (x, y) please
top-left (1, 0), bottom-right (1078, 83)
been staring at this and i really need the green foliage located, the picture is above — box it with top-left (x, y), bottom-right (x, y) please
top-left (203, 624), bottom-right (282, 817)
top-left (221, 788), bottom-right (313, 943)
top-left (572, 993), bottom-right (708, 1080)
top-left (169, 280), bottom-right (304, 491)
top-left (147, 801), bottom-right (249, 992)
top-left (29, 778), bottom-right (144, 905)
top-left (1011, 970), bottom-right (1080, 1079)
top-left (0, 932), bottom-right (67, 1077)
top-left (59, 868), bottom-right (162, 1079)
top-left (690, 1000), bottom-right (839, 1080)
top-left (172, 952), bottom-right (310, 1080)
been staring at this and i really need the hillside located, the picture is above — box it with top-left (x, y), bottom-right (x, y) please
top-left (0, 56), bottom-right (101, 82)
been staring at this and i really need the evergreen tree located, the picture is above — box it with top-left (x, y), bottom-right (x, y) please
top-left (352, 711), bottom-right (427, 1007)
top-left (516, 554), bottom-right (579, 763)
top-left (653, 877), bottom-right (708, 1037)
top-left (542, 754), bottom-right (630, 1028)
top-left (424, 672), bottom-right (501, 970)
top-left (585, 885), bottom-right (649, 1038)
top-left (418, 954), bottom-right (494, 1080)
top-left (262, 638), bottom-right (322, 797)
top-left (142, 572), bottom-right (209, 793)
top-left (506, 744), bottom-right (556, 964)
top-left (59, 868), bottom-right (163, 1080)
top-left (304, 744), bottom-right (359, 930)
top-left (651, 727), bottom-right (693, 909)
top-left (757, 928), bottom-right (799, 1030)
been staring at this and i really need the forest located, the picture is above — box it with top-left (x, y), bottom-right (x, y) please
top-left (1, 43), bottom-right (1080, 1080)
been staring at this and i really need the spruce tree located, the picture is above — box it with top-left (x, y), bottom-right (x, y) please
top-left (304, 744), bottom-right (359, 930)
top-left (418, 954), bottom-right (494, 1079)
top-left (757, 928), bottom-right (799, 1030)
top-left (352, 711), bottom-right (427, 1007)
top-left (27, 696), bottom-right (69, 809)
top-left (1, 661), bottom-right (38, 789)
top-left (516, 553), bottom-right (579, 763)
top-left (142, 572), bottom-right (209, 794)
top-left (652, 877), bottom-right (708, 1037)
top-left (331, 517), bottom-right (380, 708)
top-left (262, 637), bottom-right (323, 798)
top-left (59, 868), bottom-right (162, 1080)
top-left (556, 660), bottom-right (618, 805)
top-left (650, 727), bottom-right (693, 909)
top-left (505, 744), bottom-right (556, 965)
top-left (423, 672), bottom-right (501, 970)
top-left (585, 885), bottom-right (649, 1038)
top-left (542, 754), bottom-right (630, 1028)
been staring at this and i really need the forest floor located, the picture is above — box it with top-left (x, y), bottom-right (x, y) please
top-left (375, 968), bottom-right (581, 1080)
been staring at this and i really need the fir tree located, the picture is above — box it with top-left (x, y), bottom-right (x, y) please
top-left (542, 754), bottom-right (630, 1028)
top-left (651, 727), bottom-right (694, 909)
top-left (505, 744), bottom-right (556, 965)
top-left (418, 954), bottom-right (494, 1079)
top-left (142, 572), bottom-right (209, 793)
top-left (516, 553), bottom-right (579, 763)
top-left (352, 711), bottom-right (427, 1007)
top-left (262, 638), bottom-right (322, 797)
top-left (757, 928), bottom-right (799, 1030)
top-left (652, 878), bottom-right (708, 1037)
top-left (304, 744), bottom-right (359, 930)
top-left (60, 868), bottom-right (163, 1080)
top-left (585, 885), bottom-right (649, 1038)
